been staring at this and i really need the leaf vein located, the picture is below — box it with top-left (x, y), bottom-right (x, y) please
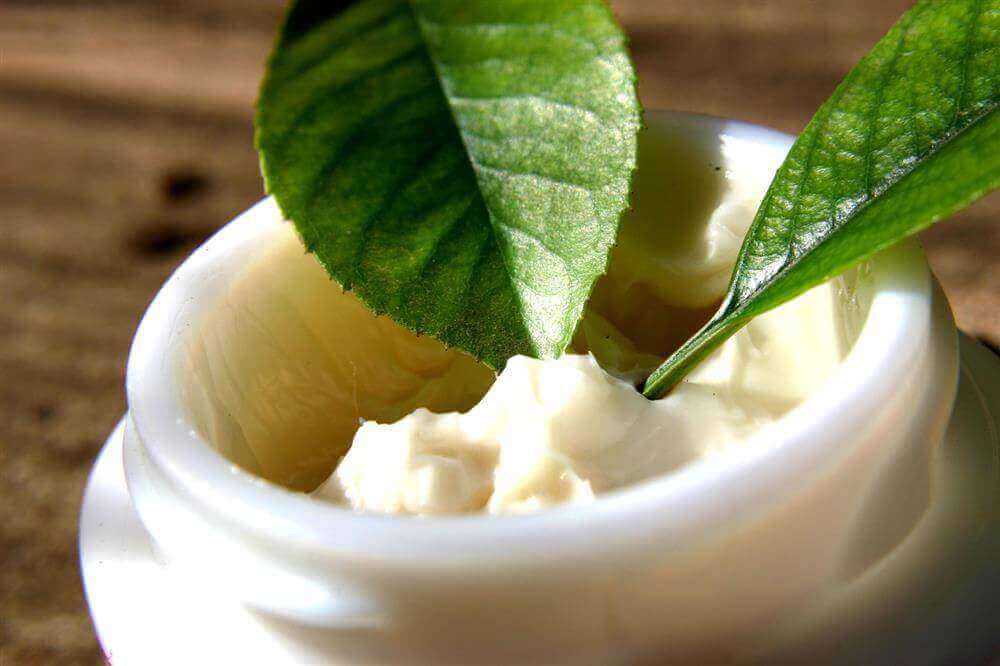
top-left (862, 13), bottom-right (912, 204)
top-left (494, 219), bottom-right (572, 271)
top-left (413, 18), bottom-right (601, 53)
top-left (952, 0), bottom-right (987, 124)
top-left (471, 160), bottom-right (596, 194)
top-left (305, 83), bottom-right (440, 205)
top-left (279, 3), bottom-right (411, 83)
top-left (345, 140), bottom-right (453, 286)
top-left (450, 93), bottom-right (610, 126)
top-left (284, 43), bottom-right (427, 137)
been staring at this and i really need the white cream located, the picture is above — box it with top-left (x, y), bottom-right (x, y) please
top-left (314, 123), bottom-right (854, 516)
top-left (315, 279), bottom-right (846, 514)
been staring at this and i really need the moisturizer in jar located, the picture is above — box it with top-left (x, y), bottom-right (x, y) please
top-left (314, 122), bottom-right (862, 515)
top-left (183, 121), bottom-right (869, 512)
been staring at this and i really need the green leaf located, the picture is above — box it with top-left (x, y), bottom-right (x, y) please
top-left (643, 0), bottom-right (1000, 399)
top-left (256, 0), bottom-right (640, 370)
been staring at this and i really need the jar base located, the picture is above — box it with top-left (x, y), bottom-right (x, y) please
top-left (80, 334), bottom-right (1000, 665)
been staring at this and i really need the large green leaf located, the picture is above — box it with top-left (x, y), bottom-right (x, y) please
top-left (644, 0), bottom-right (999, 398)
top-left (256, 0), bottom-right (639, 370)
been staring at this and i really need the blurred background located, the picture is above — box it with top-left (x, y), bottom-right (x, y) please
top-left (1, 1), bottom-right (997, 663)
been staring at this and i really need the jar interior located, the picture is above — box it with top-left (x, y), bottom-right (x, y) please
top-left (181, 119), bottom-right (873, 491)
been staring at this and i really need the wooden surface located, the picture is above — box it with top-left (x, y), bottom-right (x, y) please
top-left (2, 1), bottom-right (997, 663)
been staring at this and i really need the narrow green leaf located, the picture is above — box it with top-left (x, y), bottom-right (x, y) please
top-left (644, 0), bottom-right (999, 399)
top-left (256, 0), bottom-right (640, 370)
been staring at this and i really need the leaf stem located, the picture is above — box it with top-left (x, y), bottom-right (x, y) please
top-left (641, 315), bottom-right (745, 399)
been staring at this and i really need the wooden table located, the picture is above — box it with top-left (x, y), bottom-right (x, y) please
top-left (2, 1), bottom-right (996, 662)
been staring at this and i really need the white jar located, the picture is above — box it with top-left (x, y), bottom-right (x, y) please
top-left (116, 112), bottom-right (971, 664)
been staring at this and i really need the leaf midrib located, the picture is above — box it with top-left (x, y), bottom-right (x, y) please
top-left (406, 1), bottom-right (535, 352)
top-left (733, 8), bottom-right (917, 302)
top-left (730, 101), bottom-right (996, 321)
top-left (406, 0), bottom-right (602, 356)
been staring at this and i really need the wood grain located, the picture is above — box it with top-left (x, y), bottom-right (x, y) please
top-left (1, 1), bottom-right (996, 663)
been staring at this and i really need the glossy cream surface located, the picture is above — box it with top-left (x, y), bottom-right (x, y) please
top-left (313, 123), bottom-right (861, 514)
